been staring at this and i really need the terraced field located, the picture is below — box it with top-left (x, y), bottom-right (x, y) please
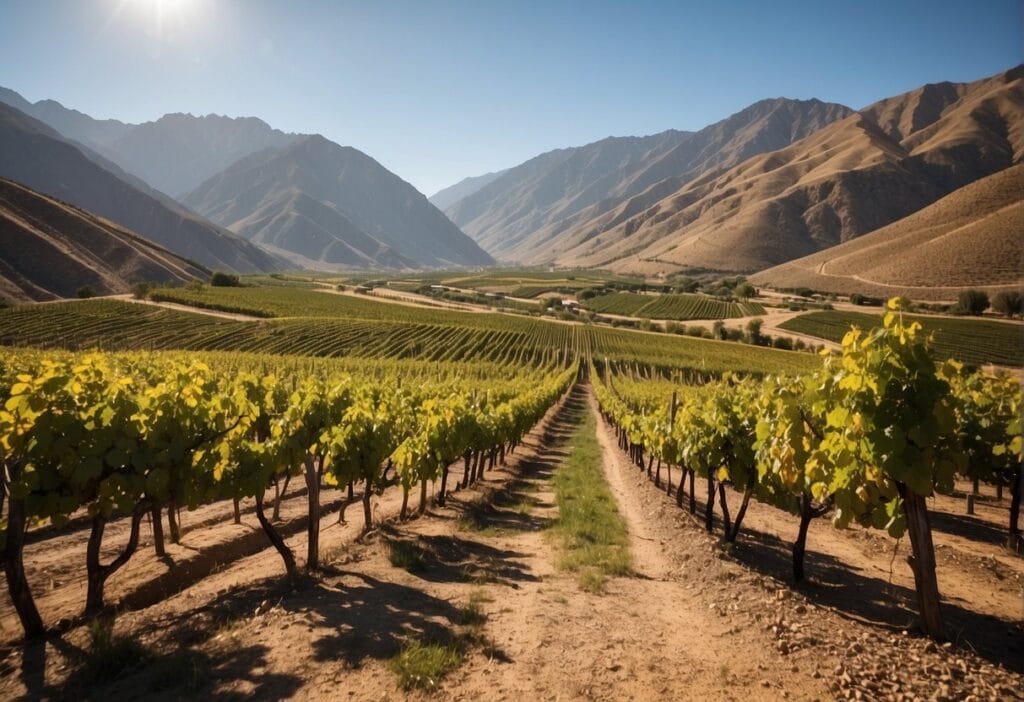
top-left (779, 310), bottom-right (1024, 366)
top-left (585, 292), bottom-right (765, 320)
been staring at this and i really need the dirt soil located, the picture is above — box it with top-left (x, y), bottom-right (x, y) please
top-left (0, 383), bottom-right (1021, 701)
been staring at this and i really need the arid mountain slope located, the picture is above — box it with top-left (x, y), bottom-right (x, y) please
top-left (0, 178), bottom-right (207, 302)
top-left (0, 102), bottom-right (283, 273)
top-left (101, 113), bottom-right (300, 197)
top-left (429, 170), bottom-right (508, 210)
top-left (748, 165), bottom-right (1024, 300)
top-left (548, 66), bottom-right (1023, 275)
top-left (183, 135), bottom-right (493, 269)
top-left (446, 98), bottom-right (852, 260)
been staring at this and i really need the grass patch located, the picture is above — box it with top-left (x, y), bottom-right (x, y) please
top-left (386, 538), bottom-right (428, 572)
top-left (389, 639), bottom-right (463, 691)
top-left (455, 589), bottom-right (491, 627)
top-left (549, 408), bottom-right (631, 592)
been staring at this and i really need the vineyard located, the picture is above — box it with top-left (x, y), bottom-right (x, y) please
top-left (779, 310), bottom-right (1024, 366)
top-left (0, 293), bottom-right (1021, 699)
top-left (592, 304), bottom-right (1022, 637)
top-left (0, 298), bottom-right (814, 376)
top-left (584, 292), bottom-right (765, 319)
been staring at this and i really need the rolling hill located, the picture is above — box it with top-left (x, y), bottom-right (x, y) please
top-left (0, 178), bottom-right (207, 302)
top-left (0, 102), bottom-right (283, 273)
top-left (749, 165), bottom-right (1024, 300)
top-left (182, 135), bottom-right (494, 269)
top-left (540, 66), bottom-right (1023, 275)
top-left (444, 97), bottom-right (852, 261)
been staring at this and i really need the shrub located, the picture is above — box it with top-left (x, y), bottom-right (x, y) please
top-left (734, 281), bottom-right (756, 299)
top-left (664, 321), bottom-right (684, 334)
top-left (711, 320), bottom-right (725, 340)
top-left (954, 289), bottom-right (989, 316)
top-left (745, 318), bottom-right (765, 346)
top-left (210, 271), bottom-right (241, 287)
top-left (772, 336), bottom-right (794, 350)
top-left (76, 286), bottom-right (96, 299)
top-left (131, 282), bottom-right (156, 300)
top-left (184, 280), bottom-right (204, 292)
top-left (991, 291), bottom-right (1022, 318)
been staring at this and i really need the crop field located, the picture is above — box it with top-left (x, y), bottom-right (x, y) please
top-left (0, 296), bottom-right (814, 376)
top-left (779, 310), bottom-right (1024, 366)
top-left (0, 300), bottom-right (577, 365)
top-left (585, 292), bottom-right (765, 319)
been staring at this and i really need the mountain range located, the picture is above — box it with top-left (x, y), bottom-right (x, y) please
top-left (1, 65), bottom-right (1020, 301)
top-left (0, 88), bottom-right (492, 272)
top-left (438, 66), bottom-right (1023, 286)
top-left (0, 102), bottom-right (282, 274)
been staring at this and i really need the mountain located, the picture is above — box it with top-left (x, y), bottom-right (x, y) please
top-left (0, 87), bottom-right (300, 197)
top-left (0, 87), bottom-right (132, 152)
top-left (0, 178), bottom-right (207, 302)
top-left (182, 135), bottom-right (494, 269)
top-left (748, 165), bottom-right (1024, 300)
top-left (539, 66), bottom-right (1024, 275)
top-left (0, 102), bottom-right (283, 273)
top-left (444, 98), bottom-right (853, 261)
top-left (429, 170), bottom-right (508, 210)
top-left (99, 113), bottom-right (300, 197)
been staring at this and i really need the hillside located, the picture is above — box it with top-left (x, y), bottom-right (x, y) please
top-left (445, 98), bottom-right (852, 261)
top-left (100, 113), bottom-right (300, 197)
top-left (429, 170), bottom-right (508, 210)
top-left (0, 178), bottom-right (206, 302)
top-left (544, 66), bottom-right (1023, 274)
top-left (183, 135), bottom-right (494, 269)
top-left (749, 165), bottom-right (1024, 300)
top-left (0, 102), bottom-right (283, 273)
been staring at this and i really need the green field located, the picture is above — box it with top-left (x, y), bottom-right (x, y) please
top-left (585, 292), bottom-right (764, 320)
top-left (779, 310), bottom-right (1024, 366)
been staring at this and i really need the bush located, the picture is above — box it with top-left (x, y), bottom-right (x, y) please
top-left (664, 321), bottom-right (684, 334)
top-left (711, 320), bottom-right (725, 340)
top-left (734, 281), bottom-right (756, 299)
top-left (76, 286), bottom-right (96, 299)
top-left (954, 290), bottom-right (989, 316)
top-left (772, 336), bottom-right (794, 350)
top-left (210, 271), bottom-right (241, 287)
top-left (991, 291), bottom-right (1022, 318)
top-left (745, 318), bottom-right (765, 346)
top-left (131, 282), bottom-right (156, 300)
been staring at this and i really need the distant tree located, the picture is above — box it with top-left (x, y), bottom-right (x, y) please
top-left (772, 336), bottom-right (794, 350)
top-left (991, 291), bottom-right (1022, 319)
top-left (664, 321), bottom-right (684, 335)
top-left (76, 286), bottom-right (96, 299)
top-left (712, 320), bottom-right (725, 340)
top-left (849, 293), bottom-right (865, 305)
top-left (745, 318), bottom-right (765, 346)
top-left (954, 290), bottom-right (989, 316)
top-left (579, 288), bottom-right (599, 300)
top-left (185, 280), bottom-right (204, 292)
top-left (131, 282), bottom-right (156, 300)
top-left (210, 271), bottom-right (241, 287)
top-left (734, 281), bottom-right (756, 299)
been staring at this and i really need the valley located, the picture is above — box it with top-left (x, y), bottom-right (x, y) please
top-left (0, 11), bottom-right (1020, 700)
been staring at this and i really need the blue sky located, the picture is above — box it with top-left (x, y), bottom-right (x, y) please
top-left (0, 0), bottom-right (1020, 195)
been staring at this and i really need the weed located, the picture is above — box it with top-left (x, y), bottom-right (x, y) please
top-left (387, 539), bottom-right (427, 572)
top-left (388, 640), bottom-right (463, 690)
